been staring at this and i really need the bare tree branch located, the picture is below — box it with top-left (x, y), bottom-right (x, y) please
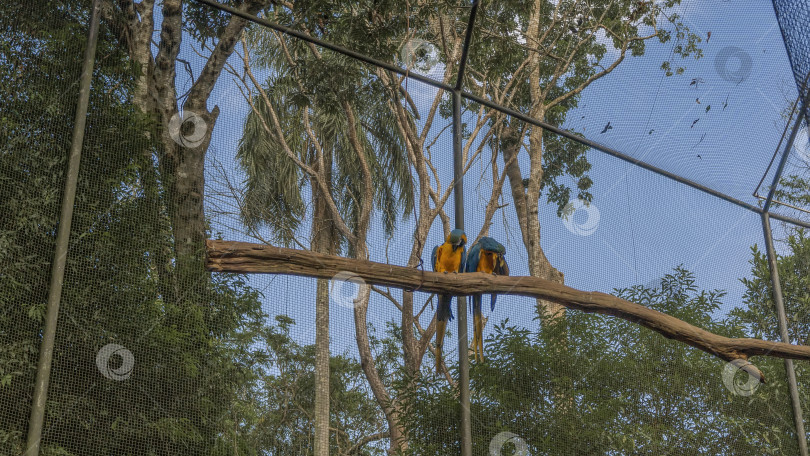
top-left (347, 432), bottom-right (388, 455)
top-left (206, 240), bottom-right (810, 384)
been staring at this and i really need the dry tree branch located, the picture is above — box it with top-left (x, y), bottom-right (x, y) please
top-left (347, 432), bottom-right (389, 455)
top-left (206, 240), bottom-right (810, 383)
top-left (474, 143), bottom-right (517, 243)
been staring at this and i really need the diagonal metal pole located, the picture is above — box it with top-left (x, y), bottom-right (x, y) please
top-left (453, 88), bottom-right (472, 456)
top-left (454, 3), bottom-right (479, 455)
top-left (760, 95), bottom-right (808, 455)
top-left (24, 0), bottom-right (101, 454)
top-left (761, 213), bottom-right (808, 456)
top-left (763, 105), bottom-right (806, 213)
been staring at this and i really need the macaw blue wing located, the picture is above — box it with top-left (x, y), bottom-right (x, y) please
top-left (431, 245), bottom-right (439, 272)
top-left (471, 294), bottom-right (482, 315)
top-left (466, 242), bottom-right (481, 313)
top-left (490, 254), bottom-right (509, 311)
top-left (459, 245), bottom-right (467, 273)
top-left (465, 242), bottom-right (481, 273)
top-left (437, 297), bottom-right (454, 321)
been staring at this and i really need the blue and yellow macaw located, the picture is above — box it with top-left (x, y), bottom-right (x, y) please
top-left (465, 236), bottom-right (509, 363)
top-left (431, 228), bottom-right (467, 373)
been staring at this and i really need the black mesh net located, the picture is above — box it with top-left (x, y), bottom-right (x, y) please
top-left (773, 0), bottom-right (810, 105)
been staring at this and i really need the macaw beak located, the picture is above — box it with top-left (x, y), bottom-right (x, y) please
top-left (497, 254), bottom-right (509, 276)
top-left (452, 236), bottom-right (466, 251)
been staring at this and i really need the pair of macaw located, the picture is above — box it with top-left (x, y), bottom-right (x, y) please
top-left (431, 229), bottom-right (509, 373)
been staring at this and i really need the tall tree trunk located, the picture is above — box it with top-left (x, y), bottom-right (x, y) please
top-left (352, 247), bottom-right (406, 454)
top-left (106, 0), bottom-right (266, 292)
top-left (314, 277), bottom-right (330, 455)
top-left (524, 129), bottom-right (566, 321)
top-left (162, 124), bottom-right (215, 286)
top-left (524, 1), bottom-right (567, 321)
top-left (311, 158), bottom-right (337, 456)
top-left (500, 123), bottom-right (565, 321)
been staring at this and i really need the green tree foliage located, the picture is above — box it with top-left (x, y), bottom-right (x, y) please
top-left (735, 232), bottom-right (810, 344)
top-left (397, 267), bottom-right (800, 455)
top-left (461, 0), bottom-right (703, 217)
top-left (774, 174), bottom-right (810, 210)
top-left (221, 315), bottom-right (388, 455)
top-left (0, 1), bottom-right (268, 454)
top-left (0, 0), bottom-right (149, 450)
top-left (728, 230), bottom-right (810, 454)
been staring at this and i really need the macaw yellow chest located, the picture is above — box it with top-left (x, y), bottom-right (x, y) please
top-left (436, 244), bottom-right (463, 272)
top-left (476, 251), bottom-right (497, 274)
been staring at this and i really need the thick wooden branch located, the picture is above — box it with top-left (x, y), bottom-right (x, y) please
top-left (206, 240), bottom-right (810, 383)
top-left (187, 0), bottom-right (270, 107)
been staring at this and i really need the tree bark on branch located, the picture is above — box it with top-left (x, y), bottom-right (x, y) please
top-left (101, 0), bottom-right (272, 282)
top-left (206, 239), bottom-right (810, 384)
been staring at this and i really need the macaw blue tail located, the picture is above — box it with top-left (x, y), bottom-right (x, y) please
top-left (435, 295), bottom-right (453, 374)
top-left (471, 294), bottom-right (484, 362)
top-left (435, 319), bottom-right (446, 374)
top-left (437, 295), bottom-right (454, 322)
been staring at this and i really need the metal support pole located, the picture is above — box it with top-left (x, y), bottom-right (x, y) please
top-left (764, 107), bottom-right (806, 212)
top-left (25, 0), bottom-right (101, 454)
top-left (759, 91), bottom-right (808, 456)
top-left (453, 89), bottom-right (472, 456)
top-left (761, 212), bottom-right (808, 456)
top-left (453, 3), bottom-right (478, 454)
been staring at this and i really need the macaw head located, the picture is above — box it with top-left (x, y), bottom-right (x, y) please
top-left (447, 229), bottom-right (467, 251)
top-left (479, 237), bottom-right (505, 255)
top-left (479, 237), bottom-right (508, 275)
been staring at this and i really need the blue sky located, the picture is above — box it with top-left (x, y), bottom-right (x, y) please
top-left (169, 0), bottom-right (809, 362)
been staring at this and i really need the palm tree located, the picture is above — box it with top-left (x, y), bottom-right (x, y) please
top-left (236, 24), bottom-right (414, 455)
